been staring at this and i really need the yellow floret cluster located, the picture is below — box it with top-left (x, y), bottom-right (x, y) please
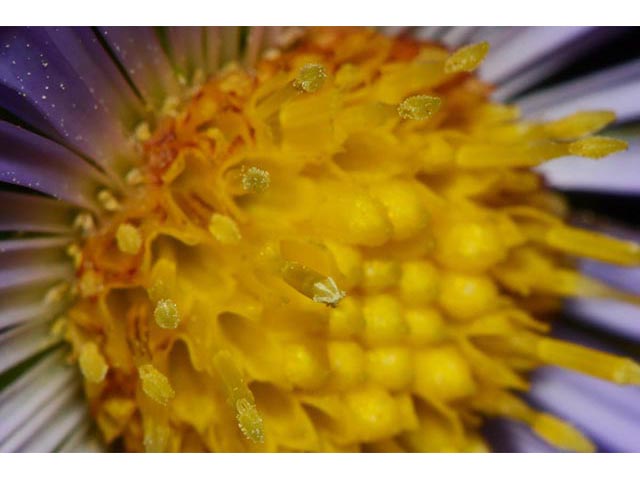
top-left (60, 27), bottom-right (639, 452)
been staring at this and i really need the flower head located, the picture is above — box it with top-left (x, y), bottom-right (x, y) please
top-left (1, 26), bottom-right (639, 453)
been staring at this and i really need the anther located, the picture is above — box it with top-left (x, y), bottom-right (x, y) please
top-left (569, 136), bottom-right (628, 159)
top-left (293, 63), bottom-right (327, 93)
top-left (397, 95), bottom-right (442, 120)
top-left (444, 41), bottom-right (490, 74)
top-left (97, 189), bottom-right (121, 212)
top-left (116, 223), bottom-right (142, 255)
top-left (134, 122), bottom-right (151, 142)
top-left (138, 364), bottom-right (175, 406)
top-left (79, 342), bottom-right (108, 383)
top-left (281, 260), bottom-right (345, 308)
top-left (214, 351), bottom-right (265, 443)
top-left (208, 213), bottom-right (242, 245)
top-left (78, 269), bottom-right (103, 297)
top-left (43, 281), bottom-right (70, 305)
top-left (241, 166), bottom-right (271, 193)
top-left (73, 212), bottom-right (96, 237)
top-left (65, 243), bottom-right (82, 269)
top-left (154, 299), bottom-right (180, 329)
top-left (125, 168), bottom-right (145, 186)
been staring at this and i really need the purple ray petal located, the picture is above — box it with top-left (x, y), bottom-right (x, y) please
top-left (0, 322), bottom-right (61, 375)
top-left (0, 120), bottom-right (110, 208)
top-left (483, 419), bottom-right (560, 453)
top-left (469, 27), bottom-right (527, 52)
top-left (579, 258), bottom-right (640, 296)
top-left (535, 139), bottom-right (640, 194)
top-left (517, 58), bottom-right (640, 122)
top-left (566, 298), bottom-right (640, 343)
top-left (413, 26), bottom-right (450, 41)
top-left (0, 379), bottom-right (80, 452)
top-left (528, 367), bottom-right (640, 452)
top-left (480, 27), bottom-right (595, 86)
top-left (0, 28), bottom-right (137, 175)
top-left (21, 394), bottom-right (87, 452)
top-left (440, 27), bottom-right (479, 48)
top-left (57, 423), bottom-right (103, 453)
top-left (0, 262), bottom-right (72, 293)
top-left (167, 27), bottom-right (205, 83)
top-left (205, 27), bottom-right (241, 74)
top-left (98, 27), bottom-right (180, 109)
top-left (493, 29), bottom-right (620, 101)
top-left (0, 191), bottom-right (77, 233)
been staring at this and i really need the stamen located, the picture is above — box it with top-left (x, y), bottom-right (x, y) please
top-left (213, 351), bottom-right (265, 443)
top-left (241, 166), bottom-right (271, 193)
top-left (208, 213), bottom-right (242, 245)
top-left (79, 342), bottom-right (108, 383)
top-left (444, 41), bottom-right (490, 74)
top-left (43, 281), bottom-right (70, 305)
top-left (138, 364), bottom-right (175, 406)
top-left (97, 189), bottom-right (121, 212)
top-left (397, 95), bottom-right (442, 120)
top-left (116, 223), bottom-right (143, 255)
top-left (293, 63), bottom-right (327, 93)
top-left (65, 243), bottom-right (82, 269)
top-left (148, 257), bottom-right (177, 303)
top-left (545, 111), bottom-right (616, 140)
top-left (281, 260), bottom-right (345, 307)
top-left (125, 168), bottom-right (145, 186)
top-left (73, 212), bottom-right (96, 237)
top-left (78, 269), bottom-right (103, 297)
top-left (154, 299), bottom-right (180, 329)
top-left (134, 122), bottom-right (151, 142)
top-left (568, 136), bottom-right (628, 158)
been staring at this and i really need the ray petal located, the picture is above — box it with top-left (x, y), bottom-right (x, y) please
top-left (517, 58), bottom-right (640, 122)
top-left (529, 367), bottom-right (640, 452)
top-left (0, 120), bottom-right (109, 208)
top-left (0, 27), bottom-right (137, 175)
top-left (0, 191), bottom-right (78, 233)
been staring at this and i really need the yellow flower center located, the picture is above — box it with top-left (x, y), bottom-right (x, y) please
top-left (60, 27), bottom-right (638, 452)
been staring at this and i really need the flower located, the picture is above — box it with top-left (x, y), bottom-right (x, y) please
top-left (0, 26), bottom-right (639, 453)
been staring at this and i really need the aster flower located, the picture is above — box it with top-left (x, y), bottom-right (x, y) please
top-left (1, 26), bottom-right (640, 453)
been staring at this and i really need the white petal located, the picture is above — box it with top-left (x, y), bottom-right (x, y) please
top-left (566, 298), bottom-right (640, 343)
top-left (20, 397), bottom-right (88, 452)
top-left (0, 355), bottom-right (75, 445)
top-left (517, 58), bottom-right (640, 122)
top-left (0, 380), bottom-right (81, 452)
top-left (440, 27), bottom-right (479, 48)
top-left (481, 27), bottom-right (594, 85)
top-left (529, 367), bottom-right (640, 452)
top-left (0, 323), bottom-right (61, 374)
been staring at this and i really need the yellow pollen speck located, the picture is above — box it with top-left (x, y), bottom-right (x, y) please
top-left (397, 95), bottom-right (442, 120)
top-left (444, 41), bottom-right (490, 74)
top-left (241, 166), bottom-right (271, 193)
top-left (66, 243), bottom-right (82, 268)
top-left (138, 364), bottom-right (175, 406)
top-left (79, 342), bottom-right (108, 383)
top-left (208, 213), bottom-right (242, 244)
top-left (568, 136), bottom-right (628, 158)
top-left (116, 223), bottom-right (142, 255)
top-left (154, 299), bottom-right (180, 329)
top-left (293, 63), bottom-right (327, 93)
top-left (97, 189), bottom-right (121, 212)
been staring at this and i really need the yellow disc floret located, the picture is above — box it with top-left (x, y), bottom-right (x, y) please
top-left (62, 27), bottom-right (638, 452)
